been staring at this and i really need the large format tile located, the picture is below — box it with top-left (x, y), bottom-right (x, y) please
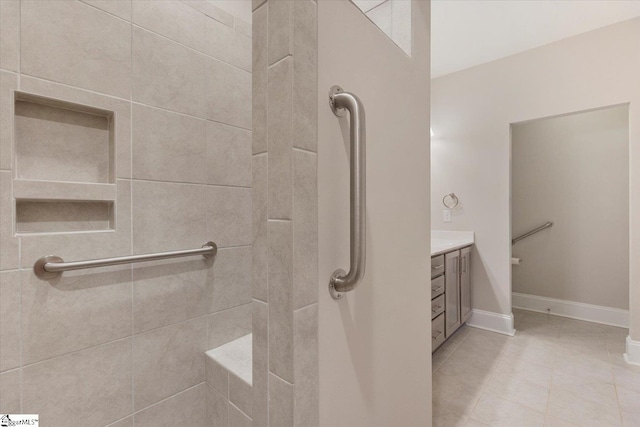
top-left (133, 317), bottom-right (207, 410)
top-left (106, 417), bottom-right (133, 427)
top-left (208, 303), bottom-right (252, 349)
top-left (229, 372), bottom-right (252, 418)
top-left (252, 3), bottom-right (267, 154)
top-left (132, 0), bottom-right (206, 52)
top-left (206, 186), bottom-right (252, 248)
top-left (269, 373), bottom-right (293, 427)
top-left (294, 304), bottom-right (318, 427)
top-left (135, 384), bottom-right (208, 427)
top-left (183, 0), bottom-right (233, 27)
top-left (0, 271), bottom-right (21, 371)
top-left (206, 121), bottom-right (252, 187)
top-left (205, 356), bottom-right (228, 397)
top-left (292, 0), bottom-right (317, 152)
top-left (207, 384), bottom-right (229, 426)
top-left (0, 0), bottom-right (19, 72)
top-left (485, 371), bottom-right (549, 414)
top-left (252, 300), bottom-right (268, 427)
top-left (133, 257), bottom-right (214, 334)
top-left (229, 403), bottom-right (252, 427)
top-left (268, 0), bottom-right (291, 65)
top-left (132, 180), bottom-right (207, 254)
top-left (22, 339), bottom-right (132, 427)
top-left (132, 104), bottom-right (207, 184)
top-left (0, 70), bottom-right (18, 170)
top-left (471, 393), bottom-right (545, 427)
top-left (205, 17), bottom-right (251, 71)
top-left (268, 220), bottom-right (293, 382)
top-left (547, 388), bottom-right (622, 427)
top-left (21, 0), bottom-right (131, 98)
top-left (293, 150), bottom-right (318, 309)
top-left (132, 27), bottom-right (207, 118)
top-left (252, 154), bottom-right (268, 302)
top-left (267, 57), bottom-right (293, 220)
top-left (206, 58), bottom-right (252, 130)
top-left (0, 369), bottom-right (21, 413)
top-left (211, 246), bottom-right (252, 313)
top-left (81, 0), bottom-right (132, 21)
top-left (21, 265), bottom-right (132, 365)
top-left (19, 76), bottom-right (132, 179)
top-left (0, 172), bottom-right (18, 270)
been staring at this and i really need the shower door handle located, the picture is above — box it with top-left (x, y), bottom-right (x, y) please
top-left (328, 85), bottom-right (366, 300)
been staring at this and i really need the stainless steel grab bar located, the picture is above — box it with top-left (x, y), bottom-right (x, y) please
top-left (34, 241), bottom-right (217, 279)
top-left (512, 222), bottom-right (553, 245)
top-left (328, 85), bottom-right (366, 300)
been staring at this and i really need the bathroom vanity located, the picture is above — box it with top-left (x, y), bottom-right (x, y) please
top-left (431, 231), bottom-right (474, 352)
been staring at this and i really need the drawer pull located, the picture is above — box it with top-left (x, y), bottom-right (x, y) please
top-left (431, 285), bottom-right (444, 294)
top-left (432, 331), bottom-right (443, 341)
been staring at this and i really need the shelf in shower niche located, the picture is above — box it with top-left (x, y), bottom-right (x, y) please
top-left (13, 180), bottom-right (116, 201)
top-left (14, 92), bottom-right (114, 184)
top-left (16, 199), bottom-right (114, 234)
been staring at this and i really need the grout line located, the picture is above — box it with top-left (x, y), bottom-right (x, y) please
top-left (293, 301), bottom-right (317, 314)
top-left (128, 177), bottom-right (251, 189)
top-left (77, 0), bottom-right (130, 24)
top-left (292, 146), bottom-right (317, 155)
top-left (268, 54), bottom-right (292, 69)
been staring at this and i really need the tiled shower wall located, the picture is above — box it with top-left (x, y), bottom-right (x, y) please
top-left (251, 0), bottom-right (319, 426)
top-left (0, 1), bottom-right (252, 426)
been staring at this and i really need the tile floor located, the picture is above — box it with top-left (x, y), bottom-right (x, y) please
top-left (432, 309), bottom-right (640, 427)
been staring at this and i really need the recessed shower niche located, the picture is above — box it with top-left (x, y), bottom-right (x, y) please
top-left (13, 92), bottom-right (117, 234)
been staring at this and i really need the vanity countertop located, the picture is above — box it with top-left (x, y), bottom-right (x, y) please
top-left (431, 230), bottom-right (474, 256)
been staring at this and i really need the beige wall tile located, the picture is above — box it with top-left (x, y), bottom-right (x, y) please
top-left (229, 372), bottom-right (252, 417)
top-left (294, 304), bottom-right (318, 427)
top-left (22, 339), bottom-right (132, 427)
top-left (106, 416), bottom-right (133, 427)
top-left (133, 318), bottom-right (207, 410)
top-left (133, 0), bottom-right (206, 52)
top-left (0, 271), bottom-right (21, 371)
top-left (208, 303), bottom-right (252, 349)
top-left (21, 0), bottom-right (131, 98)
top-left (206, 58), bottom-right (252, 130)
top-left (253, 0), bottom-right (266, 12)
top-left (207, 384), bottom-right (229, 426)
top-left (252, 299), bottom-right (268, 427)
top-left (206, 356), bottom-right (228, 397)
top-left (205, 18), bottom-right (251, 72)
top-left (133, 257), bottom-right (214, 334)
top-left (253, 154), bottom-right (268, 302)
top-left (206, 121), bottom-right (252, 187)
top-left (235, 18), bottom-right (252, 39)
top-left (183, 0), bottom-right (233, 27)
top-left (19, 76), bottom-right (132, 179)
top-left (293, 150), bottom-right (318, 309)
top-left (20, 179), bottom-right (132, 268)
top-left (15, 100), bottom-right (111, 183)
top-left (0, 369), bottom-right (21, 413)
top-left (21, 265), bottom-right (132, 365)
top-left (0, 172), bottom-right (18, 270)
top-left (206, 186), bottom-right (252, 248)
top-left (135, 384), bottom-right (208, 427)
top-left (269, 373), bottom-right (293, 427)
top-left (267, 57), bottom-right (293, 220)
top-left (293, 0), bottom-right (317, 152)
top-left (268, 220), bottom-right (293, 382)
top-left (132, 104), bottom-right (207, 184)
top-left (0, 1), bottom-right (20, 72)
top-left (0, 71), bottom-right (17, 170)
top-left (229, 403), bottom-right (252, 427)
top-left (268, 0), bottom-right (291, 65)
top-left (132, 180), bottom-right (207, 254)
top-left (132, 27), bottom-right (207, 118)
top-left (81, 0), bottom-right (132, 21)
top-left (212, 246), bottom-right (252, 312)
top-left (252, 4), bottom-right (267, 155)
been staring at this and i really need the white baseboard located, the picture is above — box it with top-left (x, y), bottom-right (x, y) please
top-left (467, 309), bottom-right (515, 336)
top-left (512, 292), bottom-right (629, 328)
top-left (625, 336), bottom-right (640, 366)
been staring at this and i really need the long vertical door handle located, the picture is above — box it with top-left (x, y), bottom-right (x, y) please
top-left (328, 85), bottom-right (366, 300)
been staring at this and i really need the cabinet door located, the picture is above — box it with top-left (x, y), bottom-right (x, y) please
top-left (445, 250), bottom-right (461, 337)
top-left (460, 246), bottom-right (472, 323)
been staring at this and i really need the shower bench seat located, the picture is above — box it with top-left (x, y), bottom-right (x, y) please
top-left (205, 334), bottom-right (252, 420)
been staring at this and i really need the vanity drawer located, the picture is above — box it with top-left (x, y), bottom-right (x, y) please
top-left (431, 275), bottom-right (445, 299)
top-left (431, 294), bottom-right (445, 319)
top-left (432, 313), bottom-right (445, 351)
top-left (431, 254), bottom-right (445, 278)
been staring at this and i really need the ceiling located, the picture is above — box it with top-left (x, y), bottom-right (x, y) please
top-left (431, 0), bottom-right (640, 78)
